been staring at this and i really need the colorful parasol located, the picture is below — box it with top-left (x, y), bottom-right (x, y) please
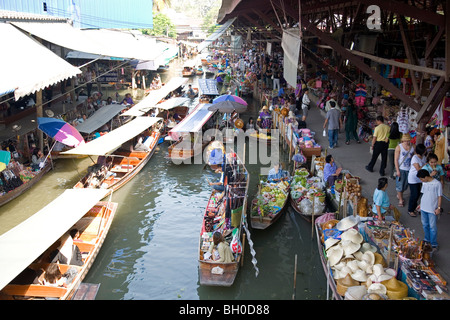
top-left (212, 94), bottom-right (248, 106)
top-left (37, 117), bottom-right (85, 147)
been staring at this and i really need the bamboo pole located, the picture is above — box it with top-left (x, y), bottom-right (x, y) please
top-left (311, 194), bottom-right (315, 239)
top-left (241, 232), bottom-right (246, 267)
top-left (292, 254), bottom-right (298, 300)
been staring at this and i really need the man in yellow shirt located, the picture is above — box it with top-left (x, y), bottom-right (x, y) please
top-left (366, 116), bottom-right (390, 176)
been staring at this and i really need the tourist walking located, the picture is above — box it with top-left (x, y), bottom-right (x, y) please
top-left (417, 169), bottom-right (442, 252)
top-left (387, 122), bottom-right (401, 179)
top-left (344, 98), bottom-right (360, 145)
top-left (365, 116), bottom-right (390, 176)
top-left (323, 100), bottom-right (342, 149)
top-left (407, 143), bottom-right (427, 217)
top-left (394, 133), bottom-right (414, 208)
top-left (301, 88), bottom-right (311, 122)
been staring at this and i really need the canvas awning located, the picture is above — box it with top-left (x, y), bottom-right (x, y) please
top-left (132, 46), bottom-right (179, 70)
top-left (61, 116), bottom-right (162, 156)
top-left (155, 97), bottom-right (190, 110)
top-left (168, 103), bottom-right (215, 140)
top-left (75, 104), bottom-right (127, 134)
top-left (0, 23), bottom-right (81, 100)
top-left (66, 51), bottom-right (126, 61)
top-left (11, 22), bottom-right (165, 62)
top-left (0, 188), bottom-right (110, 291)
top-left (281, 28), bottom-right (301, 88)
top-left (197, 18), bottom-right (237, 52)
top-left (198, 79), bottom-right (219, 96)
top-left (122, 77), bottom-right (188, 117)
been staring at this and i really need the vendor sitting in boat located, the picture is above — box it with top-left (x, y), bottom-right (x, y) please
top-left (132, 136), bottom-right (150, 152)
top-left (267, 163), bottom-right (289, 182)
top-left (206, 231), bottom-right (235, 263)
top-left (185, 84), bottom-right (196, 98)
top-left (323, 154), bottom-right (342, 187)
top-left (257, 105), bottom-right (273, 129)
top-left (209, 170), bottom-right (225, 192)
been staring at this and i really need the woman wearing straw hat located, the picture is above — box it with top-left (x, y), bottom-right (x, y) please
top-left (394, 133), bottom-right (414, 207)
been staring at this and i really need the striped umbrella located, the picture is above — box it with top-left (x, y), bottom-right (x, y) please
top-left (212, 94), bottom-right (247, 106)
top-left (37, 117), bottom-right (85, 147)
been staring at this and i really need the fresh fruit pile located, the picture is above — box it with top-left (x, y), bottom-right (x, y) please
top-left (252, 180), bottom-right (289, 217)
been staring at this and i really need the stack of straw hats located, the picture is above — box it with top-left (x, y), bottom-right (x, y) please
top-left (323, 216), bottom-right (405, 298)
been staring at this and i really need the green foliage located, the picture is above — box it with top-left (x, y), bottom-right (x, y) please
top-left (140, 13), bottom-right (176, 38)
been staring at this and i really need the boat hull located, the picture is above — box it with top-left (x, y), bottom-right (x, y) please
top-left (74, 131), bottom-right (160, 197)
top-left (0, 162), bottom-right (52, 207)
top-left (0, 201), bottom-right (118, 300)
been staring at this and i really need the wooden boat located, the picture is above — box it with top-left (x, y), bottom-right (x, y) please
top-left (0, 162), bottom-right (52, 207)
top-left (289, 168), bottom-right (326, 223)
top-left (51, 149), bottom-right (88, 160)
top-left (315, 219), bottom-right (343, 300)
top-left (195, 66), bottom-right (204, 75)
top-left (250, 178), bottom-right (290, 230)
top-left (247, 123), bottom-right (278, 143)
top-left (74, 130), bottom-right (160, 195)
top-left (182, 66), bottom-right (194, 77)
top-left (166, 133), bottom-right (209, 162)
top-left (60, 117), bottom-right (163, 197)
top-left (165, 103), bottom-right (216, 162)
top-left (0, 189), bottom-right (117, 300)
top-left (198, 152), bottom-right (249, 286)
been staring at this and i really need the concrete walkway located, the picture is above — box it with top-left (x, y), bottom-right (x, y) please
top-left (301, 98), bottom-right (450, 287)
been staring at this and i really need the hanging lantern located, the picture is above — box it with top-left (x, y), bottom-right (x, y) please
top-left (234, 118), bottom-right (244, 129)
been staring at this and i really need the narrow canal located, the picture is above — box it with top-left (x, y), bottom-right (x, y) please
top-left (0, 58), bottom-right (328, 300)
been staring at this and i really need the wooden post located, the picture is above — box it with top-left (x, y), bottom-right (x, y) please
top-left (311, 194), bottom-right (315, 239)
top-left (292, 254), bottom-right (297, 300)
top-left (36, 89), bottom-right (44, 152)
top-left (240, 232), bottom-right (246, 267)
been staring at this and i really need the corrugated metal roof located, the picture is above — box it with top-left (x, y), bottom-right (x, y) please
top-left (0, 9), bottom-right (68, 22)
top-left (0, 0), bottom-right (153, 29)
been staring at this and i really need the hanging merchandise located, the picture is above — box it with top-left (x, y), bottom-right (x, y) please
top-left (397, 105), bottom-right (410, 134)
top-left (442, 97), bottom-right (450, 127)
top-left (355, 84), bottom-right (367, 107)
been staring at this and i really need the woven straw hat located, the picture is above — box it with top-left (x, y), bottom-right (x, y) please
top-left (363, 292), bottom-right (388, 300)
top-left (345, 285), bottom-right (367, 300)
top-left (346, 260), bottom-right (360, 273)
top-left (324, 237), bottom-right (340, 250)
top-left (360, 242), bottom-right (377, 253)
top-left (340, 240), bottom-right (361, 256)
top-left (370, 265), bottom-right (396, 282)
top-left (357, 260), bottom-right (373, 273)
top-left (367, 283), bottom-right (387, 295)
top-left (351, 269), bottom-right (368, 282)
top-left (341, 228), bottom-right (363, 244)
top-left (374, 252), bottom-right (387, 267)
top-left (336, 274), bottom-right (360, 296)
top-left (401, 133), bottom-right (412, 142)
top-left (333, 261), bottom-right (347, 271)
top-left (361, 251), bottom-right (375, 266)
top-left (327, 246), bottom-right (343, 266)
top-left (382, 277), bottom-right (408, 300)
top-left (336, 215), bottom-right (359, 231)
top-left (353, 251), bottom-right (363, 261)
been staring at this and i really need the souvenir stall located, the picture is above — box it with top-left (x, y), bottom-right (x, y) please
top-left (315, 213), bottom-right (449, 300)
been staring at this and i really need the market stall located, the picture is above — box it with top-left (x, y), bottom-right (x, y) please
top-left (316, 213), bottom-right (449, 300)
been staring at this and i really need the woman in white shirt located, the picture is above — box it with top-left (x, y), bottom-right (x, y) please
top-left (407, 143), bottom-right (427, 217)
top-left (394, 133), bottom-right (414, 207)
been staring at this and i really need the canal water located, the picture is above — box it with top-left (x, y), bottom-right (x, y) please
top-left (0, 57), bottom-right (327, 300)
